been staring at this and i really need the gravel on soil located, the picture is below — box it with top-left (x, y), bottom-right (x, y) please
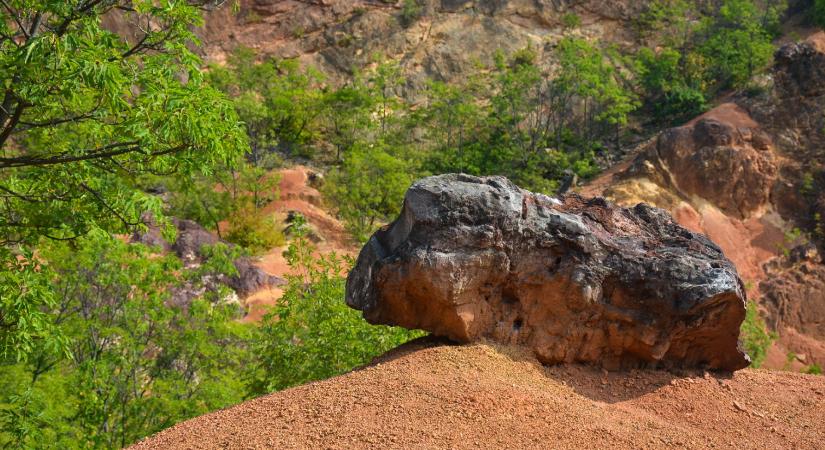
top-left (131, 338), bottom-right (825, 449)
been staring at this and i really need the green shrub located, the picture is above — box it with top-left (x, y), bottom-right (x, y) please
top-left (0, 235), bottom-right (252, 448)
top-left (399, 0), bottom-right (423, 27)
top-left (635, 47), bottom-right (708, 123)
top-left (806, 363), bottom-right (823, 375)
top-left (247, 234), bottom-right (424, 394)
top-left (697, 0), bottom-right (777, 90)
top-left (324, 143), bottom-right (415, 242)
top-left (740, 301), bottom-right (775, 368)
top-left (562, 12), bottom-right (582, 29)
top-left (815, 0), bottom-right (825, 29)
top-left (225, 208), bottom-right (286, 254)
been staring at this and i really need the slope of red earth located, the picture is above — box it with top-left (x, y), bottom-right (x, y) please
top-left (132, 338), bottom-right (825, 450)
top-left (241, 165), bottom-right (357, 322)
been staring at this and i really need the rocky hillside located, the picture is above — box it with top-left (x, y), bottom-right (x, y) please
top-left (194, 0), bottom-right (648, 90)
top-left (131, 339), bottom-right (825, 449)
top-left (582, 32), bottom-right (825, 370)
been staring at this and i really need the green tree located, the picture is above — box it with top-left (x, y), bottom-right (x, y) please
top-left (0, 234), bottom-right (253, 448)
top-left (320, 82), bottom-right (376, 161)
top-left (697, 0), bottom-right (779, 89)
top-left (0, 1), bottom-right (247, 360)
top-left (635, 47), bottom-right (708, 123)
top-left (813, 0), bottom-right (825, 29)
top-left (208, 48), bottom-right (324, 161)
top-left (422, 44), bottom-right (615, 194)
top-left (553, 38), bottom-right (638, 148)
top-left (248, 230), bottom-right (423, 395)
top-left (323, 143), bottom-right (415, 242)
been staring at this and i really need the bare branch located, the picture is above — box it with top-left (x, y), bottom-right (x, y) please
top-left (0, 0), bottom-right (29, 39)
top-left (80, 182), bottom-right (142, 228)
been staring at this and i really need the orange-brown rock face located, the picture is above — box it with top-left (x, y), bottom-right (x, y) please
top-left (347, 174), bottom-right (750, 371)
top-left (590, 104), bottom-right (784, 289)
top-left (627, 114), bottom-right (777, 219)
top-left (760, 246), bottom-right (825, 367)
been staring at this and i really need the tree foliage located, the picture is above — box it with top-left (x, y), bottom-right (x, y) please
top-left (323, 143), bottom-right (415, 242)
top-left (697, 0), bottom-right (778, 89)
top-left (813, 0), bottom-right (825, 29)
top-left (425, 39), bottom-right (629, 194)
top-left (207, 48), bottom-right (323, 161)
top-left (634, 0), bottom-right (785, 123)
top-left (0, 233), bottom-right (252, 448)
top-left (0, 0), bottom-right (247, 361)
top-left (247, 227), bottom-right (423, 395)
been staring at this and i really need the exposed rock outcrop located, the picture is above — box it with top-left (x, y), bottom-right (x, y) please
top-left (760, 245), bottom-right (825, 367)
top-left (623, 112), bottom-right (777, 220)
top-left (742, 33), bottom-right (825, 227)
top-left (178, 0), bottom-right (650, 91)
top-left (132, 217), bottom-right (286, 301)
top-left (347, 174), bottom-right (749, 371)
top-left (585, 34), bottom-right (825, 370)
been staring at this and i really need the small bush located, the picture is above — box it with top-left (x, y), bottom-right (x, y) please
top-left (562, 12), bottom-right (582, 29)
top-left (245, 11), bottom-right (263, 24)
top-left (247, 234), bottom-right (424, 394)
top-left (225, 208), bottom-right (286, 254)
top-left (399, 0), bottom-right (423, 27)
top-left (806, 363), bottom-right (823, 375)
top-left (740, 301), bottom-right (775, 368)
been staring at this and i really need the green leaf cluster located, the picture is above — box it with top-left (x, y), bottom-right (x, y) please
top-left (0, 1), bottom-right (248, 360)
top-left (247, 233), bottom-right (424, 395)
top-left (0, 233), bottom-right (252, 449)
top-left (424, 39), bottom-right (632, 194)
top-left (813, 0), bottom-right (825, 29)
top-left (634, 0), bottom-right (786, 123)
top-left (740, 300), bottom-right (776, 368)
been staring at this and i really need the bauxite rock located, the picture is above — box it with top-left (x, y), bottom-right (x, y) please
top-left (346, 174), bottom-right (750, 371)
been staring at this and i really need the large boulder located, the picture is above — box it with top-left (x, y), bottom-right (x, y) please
top-left (346, 174), bottom-right (750, 371)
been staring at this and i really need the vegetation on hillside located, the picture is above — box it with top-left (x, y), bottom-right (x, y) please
top-left (0, 0), bottom-right (247, 365)
top-left (813, 0), bottom-right (825, 29)
top-left (740, 301), bottom-right (776, 368)
top-left (247, 220), bottom-right (423, 394)
top-left (634, 0), bottom-right (785, 123)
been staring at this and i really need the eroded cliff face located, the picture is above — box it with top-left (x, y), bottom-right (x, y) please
top-left (582, 33), bottom-right (825, 369)
top-left (195, 0), bottom-right (648, 90)
top-left (585, 104), bottom-right (784, 286)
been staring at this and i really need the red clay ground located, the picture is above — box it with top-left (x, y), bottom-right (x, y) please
top-left (132, 338), bottom-right (825, 449)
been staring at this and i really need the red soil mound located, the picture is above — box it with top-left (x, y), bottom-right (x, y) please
top-left (132, 339), bottom-right (825, 449)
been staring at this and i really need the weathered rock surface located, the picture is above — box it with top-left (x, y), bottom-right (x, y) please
top-left (347, 174), bottom-right (750, 371)
top-left (132, 217), bottom-right (285, 300)
top-left (584, 34), bottom-right (825, 370)
top-left (102, 0), bottom-right (650, 93)
top-left (623, 112), bottom-right (778, 220)
top-left (760, 245), bottom-right (825, 367)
